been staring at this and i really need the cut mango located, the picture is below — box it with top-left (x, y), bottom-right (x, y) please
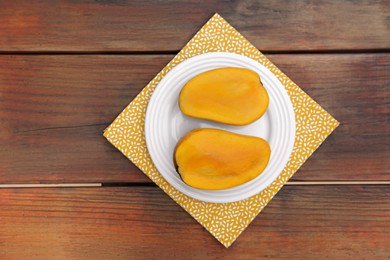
top-left (174, 128), bottom-right (271, 190)
top-left (179, 67), bottom-right (269, 126)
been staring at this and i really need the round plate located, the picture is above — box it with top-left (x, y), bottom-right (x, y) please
top-left (145, 52), bottom-right (295, 203)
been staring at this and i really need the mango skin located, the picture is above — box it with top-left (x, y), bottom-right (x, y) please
top-left (174, 128), bottom-right (271, 190)
top-left (179, 67), bottom-right (269, 126)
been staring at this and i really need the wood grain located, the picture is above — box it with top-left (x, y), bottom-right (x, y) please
top-left (0, 55), bottom-right (166, 184)
top-left (0, 0), bottom-right (389, 52)
top-left (270, 54), bottom-right (390, 181)
top-left (0, 186), bottom-right (389, 259)
top-left (0, 54), bottom-right (389, 183)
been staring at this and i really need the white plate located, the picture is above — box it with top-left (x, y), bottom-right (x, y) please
top-left (145, 52), bottom-right (295, 203)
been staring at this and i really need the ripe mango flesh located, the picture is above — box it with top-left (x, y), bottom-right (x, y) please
top-left (174, 128), bottom-right (271, 190)
top-left (179, 67), bottom-right (269, 126)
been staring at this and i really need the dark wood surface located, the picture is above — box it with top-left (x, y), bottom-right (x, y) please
top-left (1, 186), bottom-right (389, 258)
top-left (1, 1), bottom-right (389, 258)
top-left (0, 0), bottom-right (389, 52)
top-left (1, 54), bottom-right (388, 183)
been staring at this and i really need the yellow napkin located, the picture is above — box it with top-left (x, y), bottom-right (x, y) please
top-left (104, 14), bottom-right (339, 247)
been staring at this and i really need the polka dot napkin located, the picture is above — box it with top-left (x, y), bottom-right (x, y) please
top-left (104, 13), bottom-right (339, 247)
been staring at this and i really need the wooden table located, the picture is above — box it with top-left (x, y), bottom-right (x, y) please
top-left (1, 1), bottom-right (389, 258)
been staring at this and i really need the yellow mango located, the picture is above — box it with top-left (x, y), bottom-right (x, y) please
top-left (179, 67), bottom-right (269, 126)
top-left (174, 128), bottom-right (271, 190)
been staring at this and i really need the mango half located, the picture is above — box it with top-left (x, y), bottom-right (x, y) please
top-left (174, 128), bottom-right (271, 190)
top-left (179, 67), bottom-right (269, 126)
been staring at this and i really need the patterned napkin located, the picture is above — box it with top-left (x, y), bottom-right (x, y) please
top-left (104, 14), bottom-right (339, 247)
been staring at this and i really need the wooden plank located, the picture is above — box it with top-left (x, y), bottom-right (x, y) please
top-left (270, 54), bottom-right (390, 181)
top-left (0, 0), bottom-right (389, 52)
top-left (0, 186), bottom-right (389, 258)
top-left (0, 54), bottom-right (388, 184)
top-left (0, 55), bottom-right (169, 184)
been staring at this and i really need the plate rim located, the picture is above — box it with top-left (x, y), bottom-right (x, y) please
top-left (145, 52), bottom-right (296, 203)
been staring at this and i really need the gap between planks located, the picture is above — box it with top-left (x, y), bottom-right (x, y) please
top-left (1, 181), bottom-right (390, 188)
top-left (0, 49), bottom-right (389, 55)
